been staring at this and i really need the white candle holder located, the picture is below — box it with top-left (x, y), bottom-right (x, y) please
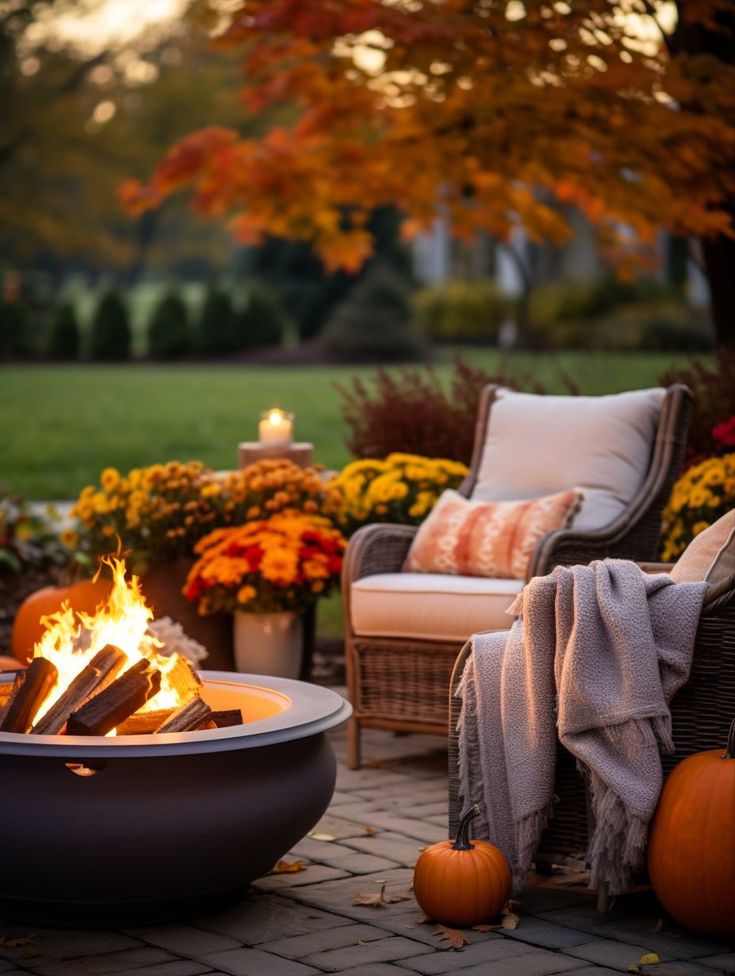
top-left (259, 408), bottom-right (294, 446)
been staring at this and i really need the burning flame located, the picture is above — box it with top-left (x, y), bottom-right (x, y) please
top-left (31, 558), bottom-right (186, 730)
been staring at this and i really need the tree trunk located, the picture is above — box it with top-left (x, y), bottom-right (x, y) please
top-left (701, 230), bottom-right (735, 351)
top-left (671, 1), bottom-right (735, 351)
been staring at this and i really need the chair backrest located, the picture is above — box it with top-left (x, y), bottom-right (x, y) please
top-left (459, 384), bottom-right (691, 533)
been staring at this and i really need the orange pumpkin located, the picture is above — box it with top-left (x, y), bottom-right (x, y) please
top-left (413, 804), bottom-right (512, 927)
top-left (0, 655), bottom-right (26, 671)
top-left (11, 577), bottom-right (112, 662)
top-left (648, 719), bottom-right (735, 938)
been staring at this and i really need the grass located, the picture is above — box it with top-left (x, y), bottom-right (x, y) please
top-left (1, 350), bottom-right (697, 499)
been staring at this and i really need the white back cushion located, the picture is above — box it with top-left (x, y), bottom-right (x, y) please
top-left (472, 387), bottom-right (666, 531)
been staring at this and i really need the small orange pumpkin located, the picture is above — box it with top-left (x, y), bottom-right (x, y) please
top-left (413, 804), bottom-right (512, 927)
top-left (648, 718), bottom-right (735, 938)
top-left (11, 577), bottom-right (112, 662)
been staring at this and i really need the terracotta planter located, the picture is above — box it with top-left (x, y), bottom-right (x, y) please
top-left (139, 559), bottom-right (234, 671)
top-left (234, 611), bottom-right (303, 678)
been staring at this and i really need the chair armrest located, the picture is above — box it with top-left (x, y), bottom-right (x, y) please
top-left (638, 562), bottom-right (675, 574)
top-left (526, 513), bottom-right (668, 581)
top-left (341, 523), bottom-right (418, 587)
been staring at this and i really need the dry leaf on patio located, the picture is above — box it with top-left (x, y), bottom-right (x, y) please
top-left (367, 758), bottom-right (384, 768)
top-left (639, 953), bottom-right (662, 966)
top-left (0, 935), bottom-right (36, 948)
top-left (650, 919), bottom-right (664, 934)
top-left (471, 924), bottom-right (495, 932)
top-left (273, 859), bottom-right (308, 874)
top-left (310, 832), bottom-right (336, 842)
top-left (435, 925), bottom-right (467, 950)
top-left (627, 965), bottom-right (641, 973)
top-left (363, 826), bottom-right (377, 836)
top-left (416, 913), bottom-right (432, 924)
top-left (352, 882), bottom-right (412, 907)
top-left (501, 911), bottom-right (520, 930)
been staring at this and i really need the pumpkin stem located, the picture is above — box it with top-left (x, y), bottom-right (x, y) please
top-left (725, 718), bottom-right (735, 760)
top-left (454, 804), bottom-right (480, 851)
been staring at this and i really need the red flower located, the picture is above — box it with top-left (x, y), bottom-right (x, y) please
top-left (712, 415), bottom-right (735, 448)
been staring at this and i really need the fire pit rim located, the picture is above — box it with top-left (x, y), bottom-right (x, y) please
top-left (0, 671), bottom-right (351, 758)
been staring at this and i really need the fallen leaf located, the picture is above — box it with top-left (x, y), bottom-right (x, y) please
top-left (627, 967), bottom-right (640, 974)
top-left (471, 924), bottom-right (495, 932)
top-left (650, 919), bottom-right (664, 934)
top-left (352, 882), bottom-right (412, 907)
top-left (416, 913), bottom-right (432, 924)
top-left (502, 912), bottom-right (520, 930)
top-left (367, 758), bottom-right (384, 768)
top-left (310, 833), bottom-right (336, 842)
top-left (0, 935), bottom-right (36, 948)
top-left (273, 859), bottom-right (308, 874)
top-left (363, 826), bottom-right (377, 836)
top-left (436, 925), bottom-right (467, 950)
top-left (639, 953), bottom-right (662, 966)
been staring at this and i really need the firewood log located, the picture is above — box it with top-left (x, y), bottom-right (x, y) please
top-left (116, 708), bottom-right (174, 735)
top-left (67, 660), bottom-right (161, 736)
top-left (0, 658), bottom-right (58, 733)
top-left (31, 645), bottom-right (127, 735)
top-left (155, 696), bottom-right (212, 733)
top-left (210, 709), bottom-right (244, 728)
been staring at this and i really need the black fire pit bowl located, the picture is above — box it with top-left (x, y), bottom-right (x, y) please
top-left (0, 672), bottom-right (351, 927)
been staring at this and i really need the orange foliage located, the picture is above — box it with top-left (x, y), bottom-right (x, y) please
top-left (124, 0), bottom-right (735, 270)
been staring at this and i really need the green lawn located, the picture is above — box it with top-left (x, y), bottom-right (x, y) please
top-left (1, 350), bottom-right (695, 499)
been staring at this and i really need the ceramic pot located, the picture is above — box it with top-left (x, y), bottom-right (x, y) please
top-left (139, 558), bottom-right (234, 671)
top-left (234, 611), bottom-right (303, 678)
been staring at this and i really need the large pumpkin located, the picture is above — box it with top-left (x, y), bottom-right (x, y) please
top-left (648, 719), bottom-right (735, 938)
top-left (11, 578), bottom-right (112, 662)
top-left (0, 656), bottom-right (26, 671)
top-left (413, 805), bottom-right (512, 927)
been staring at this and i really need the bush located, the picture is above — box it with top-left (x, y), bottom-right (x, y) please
top-left (147, 290), bottom-right (190, 360)
top-left (322, 264), bottom-right (424, 362)
top-left (413, 279), bottom-right (511, 343)
top-left (529, 275), bottom-right (685, 350)
top-left (0, 301), bottom-right (31, 359)
top-left (337, 357), bottom-right (551, 463)
top-left (325, 454), bottom-right (469, 536)
top-left (47, 302), bottom-right (80, 360)
top-left (236, 282), bottom-right (289, 350)
top-left (591, 303), bottom-right (714, 353)
top-left (660, 454), bottom-right (735, 561)
top-left (197, 283), bottom-right (237, 356)
top-left (89, 289), bottom-right (131, 361)
top-left (659, 351), bottom-right (735, 466)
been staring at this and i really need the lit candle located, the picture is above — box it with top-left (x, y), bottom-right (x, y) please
top-left (259, 408), bottom-right (294, 445)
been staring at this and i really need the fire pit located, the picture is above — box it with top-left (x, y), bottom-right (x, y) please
top-left (0, 670), bottom-right (350, 926)
top-left (0, 560), bottom-right (350, 926)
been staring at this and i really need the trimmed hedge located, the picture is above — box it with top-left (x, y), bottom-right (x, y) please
top-left (89, 289), bottom-right (131, 361)
top-left (322, 264), bottom-right (424, 362)
top-left (413, 279), bottom-right (511, 343)
top-left (147, 290), bottom-right (190, 360)
top-left (48, 302), bottom-right (80, 360)
top-left (237, 282), bottom-right (289, 350)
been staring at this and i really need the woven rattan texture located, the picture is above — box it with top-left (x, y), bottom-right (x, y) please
top-left (448, 586), bottom-right (735, 867)
top-left (355, 640), bottom-right (461, 727)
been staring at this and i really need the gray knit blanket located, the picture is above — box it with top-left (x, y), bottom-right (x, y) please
top-left (456, 559), bottom-right (707, 895)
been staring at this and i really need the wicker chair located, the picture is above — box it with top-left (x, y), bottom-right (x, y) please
top-left (342, 384), bottom-right (692, 769)
top-left (447, 572), bottom-right (735, 905)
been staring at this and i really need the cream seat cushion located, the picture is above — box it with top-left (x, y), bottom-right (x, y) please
top-left (350, 572), bottom-right (522, 642)
top-left (472, 387), bottom-right (666, 531)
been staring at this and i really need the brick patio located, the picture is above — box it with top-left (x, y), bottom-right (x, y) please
top-left (1, 713), bottom-right (733, 976)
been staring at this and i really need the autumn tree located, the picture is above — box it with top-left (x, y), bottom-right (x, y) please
top-left (0, 0), bottom-right (246, 276)
top-left (123, 0), bottom-right (735, 347)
